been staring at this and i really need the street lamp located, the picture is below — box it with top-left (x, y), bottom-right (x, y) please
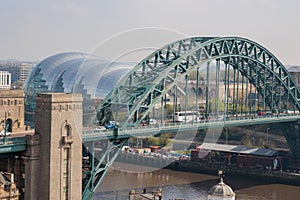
top-left (266, 128), bottom-right (270, 146)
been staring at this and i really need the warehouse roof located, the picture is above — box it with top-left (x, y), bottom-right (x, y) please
top-left (199, 143), bottom-right (278, 157)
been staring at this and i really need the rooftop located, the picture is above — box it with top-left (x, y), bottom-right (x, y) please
top-left (199, 143), bottom-right (278, 157)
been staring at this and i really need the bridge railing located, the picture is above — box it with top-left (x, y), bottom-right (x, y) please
top-left (0, 137), bottom-right (27, 145)
top-left (0, 137), bottom-right (26, 144)
top-left (0, 136), bottom-right (27, 154)
top-left (82, 114), bottom-right (300, 138)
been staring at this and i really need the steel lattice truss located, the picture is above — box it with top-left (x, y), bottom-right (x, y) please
top-left (82, 138), bottom-right (128, 200)
top-left (98, 37), bottom-right (300, 128)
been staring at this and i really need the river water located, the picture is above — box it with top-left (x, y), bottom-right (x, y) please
top-left (92, 163), bottom-right (300, 200)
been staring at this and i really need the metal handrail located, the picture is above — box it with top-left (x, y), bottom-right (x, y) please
top-left (82, 114), bottom-right (300, 138)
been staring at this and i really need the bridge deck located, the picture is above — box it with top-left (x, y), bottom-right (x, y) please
top-left (0, 137), bottom-right (27, 154)
top-left (82, 114), bottom-right (300, 141)
top-left (1, 114), bottom-right (299, 153)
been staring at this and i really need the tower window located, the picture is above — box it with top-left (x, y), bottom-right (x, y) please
top-left (64, 125), bottom-right (71, 136)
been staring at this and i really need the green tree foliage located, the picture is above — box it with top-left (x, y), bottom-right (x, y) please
top-left (145, 136), bottom-right (160, 146)
top-left (159, 133), bottom-right (170, 146)
top-left (11, 80), bottom-right (24, 89)
top-left (209, 98), bottom-right (225, 113)
top-left (143, 134), bottom-right (170, 147)
top-left (165, 104), bottom-right (173, 118)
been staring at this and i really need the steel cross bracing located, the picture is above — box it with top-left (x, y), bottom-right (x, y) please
top-left (82, 137), bottom-right (128, 200)
top-left (84, 36), bottom-right (300, 200)
top-left (97, 37), bottom-right (215, 124)
top-left (98, 37), bottom-right (300, 128)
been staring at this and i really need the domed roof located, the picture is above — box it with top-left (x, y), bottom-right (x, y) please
top-left (24, 52), bottom-right (134, 98)
top-left (24, 52), bottom-right (135, 126)
top-left (208, 178), bottom-right (235, 197)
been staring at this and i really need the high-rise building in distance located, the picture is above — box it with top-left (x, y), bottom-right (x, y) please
top-left (19, 63), bottom-right (34, 82)
top-left (0, 71), bottom-right (11, 89)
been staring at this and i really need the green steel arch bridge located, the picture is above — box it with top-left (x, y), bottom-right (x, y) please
top-left (83, 36), bottom-right (300, 199)
top-left (2, 37), bottom-right (300, 199)
top-left (98, 36), bottom-right (300, 128)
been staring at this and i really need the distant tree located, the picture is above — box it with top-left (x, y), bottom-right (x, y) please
top-left (11, 80), bottom-right (24, 89)
top-left (165, 104), bottom-right (173, 118)
top-left (159, 133), bottom-right (170, 146)
top-left (145, 136), bottom-right (160, 146)
top-left (209, 98), bottom-right (225, 114)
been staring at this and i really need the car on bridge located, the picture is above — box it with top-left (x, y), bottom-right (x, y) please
top-left (258, 110), bottom-right (274, 116)
top-left (149, 119), bottom-right (157, 125)
top-left (0, 131), bottom-right (12, 136)
top-left (257, 111), bottom-right (265, 116)
top-left (141, 118), bottom-right (157, 126)
top-left (105, 121), bottom-right (119, 129)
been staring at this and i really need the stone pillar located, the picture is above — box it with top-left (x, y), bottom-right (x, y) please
top-left (22, 134), bottom-right (40, 200)
top-left (34, 93), bottom-right (83, 200)
top-left (281, 121), bottom-right (300, 157)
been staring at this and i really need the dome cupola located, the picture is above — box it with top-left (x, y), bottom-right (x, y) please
top-left (207, 170), bottom-right (235, 200)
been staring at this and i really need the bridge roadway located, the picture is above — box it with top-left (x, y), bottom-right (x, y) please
top-left (0, 137), bottom-right (27, 154)
top-left (0, 130), bottom-right (34, 154)
top-left (82, 114), bottom-right (300, 142)
top-left (1, 114), bottom-right (299, 153)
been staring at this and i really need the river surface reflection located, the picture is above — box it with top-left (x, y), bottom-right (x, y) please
top-left (93, 164), bottom-right (300, 200)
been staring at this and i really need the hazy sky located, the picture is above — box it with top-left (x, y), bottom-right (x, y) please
top-left (1, 0), bottom-right (300, 65)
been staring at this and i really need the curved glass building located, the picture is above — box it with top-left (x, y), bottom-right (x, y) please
top-left (24, 52), bottom-right (134, 127)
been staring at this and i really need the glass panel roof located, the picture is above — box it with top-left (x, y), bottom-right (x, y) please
top-left (24, 52), bottom-right (135, 126)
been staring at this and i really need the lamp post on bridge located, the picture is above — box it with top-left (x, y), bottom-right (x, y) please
top-left (266, 128), bottom-right (270, 146)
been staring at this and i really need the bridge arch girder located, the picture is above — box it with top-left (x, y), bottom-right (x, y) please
top-left (98, 37), bottom-right (300, 128)
top-left (216, 55), bottom-right (293, 112)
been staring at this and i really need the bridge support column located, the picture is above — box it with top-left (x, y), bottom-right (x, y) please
top-left (281, 121), bottom-right (300, 157)
top-left (32, 93), bottom-right (83, 200)
top-left (22, 134), bottom-right (40, 200)
top-left (205, 61), bottom-right (210, 120)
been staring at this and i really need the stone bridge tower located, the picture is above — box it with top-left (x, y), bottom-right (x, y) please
top-left (27, 93), bottom-right (82, 200)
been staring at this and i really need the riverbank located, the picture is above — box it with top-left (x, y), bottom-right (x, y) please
top-left (116, 153), bottom-right (300, 186)
top-left (167, 160), bottom-right (300, 186)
